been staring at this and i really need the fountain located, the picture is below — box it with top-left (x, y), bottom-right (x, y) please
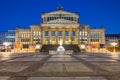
top-left (57, 39), bottom-right (65, 54)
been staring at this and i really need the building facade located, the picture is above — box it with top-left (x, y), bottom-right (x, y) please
top-left (0, 30), bottom-right (16, 51)
top-left (0, 30), bottom-right (15, 44)
top-left (105, 34), bottom-right (120, 47)
top-left (15, 7), bottom-right (105, 52)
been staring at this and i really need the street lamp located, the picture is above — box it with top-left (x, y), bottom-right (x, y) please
top-left (111, 42), bottom-right (118, 53)
top-left (35, 44), bottom-right (40, 49)
top-left (80, 44), bottom-right (85, 49)
top-left (80, 44), bottom-right (85, 52)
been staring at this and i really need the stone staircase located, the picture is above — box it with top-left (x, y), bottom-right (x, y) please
top-left (40, 44), bottom-right (80, 53)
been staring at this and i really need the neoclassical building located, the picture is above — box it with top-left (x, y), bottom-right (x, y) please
top-left (15, 7), bottom-right (105, 52)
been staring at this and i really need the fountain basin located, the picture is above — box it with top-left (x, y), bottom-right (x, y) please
top-left (57, 45), bottom-right (65, 54)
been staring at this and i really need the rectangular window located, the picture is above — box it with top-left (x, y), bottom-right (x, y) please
top-left (52, 31), bottom-right (55, 36)
top-left (71, 17), bottom-right (73, 21)
top-left (90, 34), bottom-right (99, 38)
top-left (85, 31), bottom-right (87, 36)
top-left (45, 31), bottom-right (48, 36)
top-left (65, 31), bottom-right (69, 36)
top-left (58, 31), bottom-right (62, 36)
top-left (72, 31), bottom-right (75, 36)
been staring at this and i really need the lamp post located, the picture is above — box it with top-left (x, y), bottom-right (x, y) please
top-left (80, 44), bottom-right (85, 49)
top-left (111, 42), bottom-right (118, 53)
top-left (80, 44), bottom-right (85, 52)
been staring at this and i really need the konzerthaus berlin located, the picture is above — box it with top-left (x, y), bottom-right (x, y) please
top-left (15, 7), bottom-right (105, 52)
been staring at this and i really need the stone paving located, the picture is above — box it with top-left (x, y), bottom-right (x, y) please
top-left (0, 76), bottom-right (10, 80)
top-left (7, 57), bottom-right (43, 62)
top-left (91, 62), bottom-right (120, 72)
top-left (0, 64), bottom-right (28, 72)
top-left (0, 52), bottom-right (119, 80)
top-left (28, 76), bottom-right (107, 80)
top-left (38, 62), bottom-right (93, 73)
top-left (48, 57), bottom-right (78, 62)
top-left (81, 57), bottom-right (117, 62)
top-left (74, 54), bottom-right (120, 72)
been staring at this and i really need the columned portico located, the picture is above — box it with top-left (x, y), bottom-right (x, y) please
top-left (41, 26), bottom-right (79, 45)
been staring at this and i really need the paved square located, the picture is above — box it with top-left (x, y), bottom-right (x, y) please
top-left (0, 53), bottom-right (119, 80)
top-left (92, 62), bottom-right (120, 72)
top-left (65, 63), bottom-right (93, 72)
top-left (37, 62), bottom-right (93, 72)
top-left (48, 55), bottom-right (78, 62)
top-left (0, 62), bottom-right (30, 72)
top-left (48, 57), bottom-right (78, 62)
top-left (74, 54), bottom-right (94, 58)
top-left (0, 57), bottom-right (10, 61)
top-left (7, 57), bottom-right (43, 62)
top-left (0, 76), bottom-right (10, 80)
top-left (28, 76), bottom-right (107, 80)
top-left (81, 57), bottom-right (117, 62)
top-left (0, 65), bottom-right (28, 72)
top-left (37, 63), bottom-right (64, 72)
top-left (52, 55), bottom-right (71, 58)
top-left (30, 55), bottom-right (49, 58)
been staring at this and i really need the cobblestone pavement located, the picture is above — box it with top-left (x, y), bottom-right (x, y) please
top-left (0, 52), bottom-right (119, 80)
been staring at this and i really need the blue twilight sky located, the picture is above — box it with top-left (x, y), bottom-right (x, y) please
top-left (0, 0), bottom-right (120, 34)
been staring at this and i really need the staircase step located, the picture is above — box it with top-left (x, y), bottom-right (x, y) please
top-left (40, 44), bottom-right (80, 53)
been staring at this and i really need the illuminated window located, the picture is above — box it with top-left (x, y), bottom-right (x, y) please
top-left (39, 32), bottom-right (41, 35)
top-left (52, 31), bottom-right (55, 36)
top-left (65, 31), bottom-right (69, 36)
top-left (45, 31), bottom-right (48, 36)
top-left (85, 31), bottom-right (87, 36)
top-left (58, 31), bottom-right (62, 36)
top-left (80, 32), bottom-right (81, 35)
top-left (72, 31), bottom-right (75, 36)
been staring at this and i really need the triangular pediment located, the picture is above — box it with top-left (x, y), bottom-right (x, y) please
top-left (46, 19), bottom-right (78, 24)
top-left (43, 10), bottom-right (78, 16)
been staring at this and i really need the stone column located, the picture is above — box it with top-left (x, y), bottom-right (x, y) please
top-left (56, 28), bottom-right (58, 44)
top-left (77, 27), bottom-right (79, 44)
top-left (44, 17), bottom-right (45, 22)
top-left (48, 27), bottom-right (50, 44)
top-left (41, 27), bottom-right (44, 44)
top-left (41, 27), bottom-right (42, 44)
top-left (30, 30), bottom-right (33, 45)
top-left (45, 17), bottom-right (47, 22)
top-left (50, 28), bottom-right (51, 44)
top-left (43, 18), bottom-right (45, 22)
top-left (63, 27), bottom-right (65, 44)
top-left (78, 26), bottom-right (80, 44)
top-left (70, 27), bottom-right (72, 44)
